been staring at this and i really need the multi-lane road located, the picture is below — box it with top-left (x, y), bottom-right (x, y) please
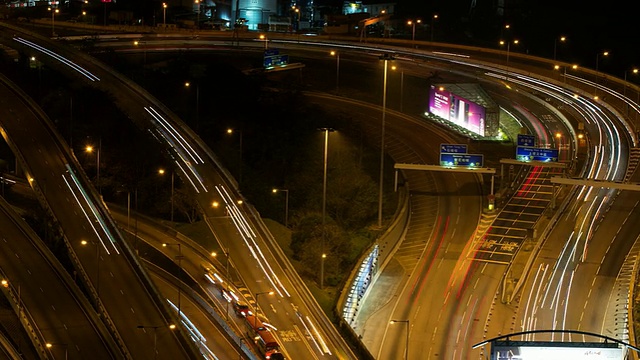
top-left (2, 20), bottom-right (640, 360)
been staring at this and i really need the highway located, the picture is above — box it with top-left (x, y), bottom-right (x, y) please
top-left (3, 21), bottom-right (640, 359)
top-left (0, 36), bottom-right (197, 358)
top-left (0, 185), bottom-right (116, 358)
top-left (0, 23), bottom-right (356, 359)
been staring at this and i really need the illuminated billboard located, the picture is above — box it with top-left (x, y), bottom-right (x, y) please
top-left (492, 344), bottom-right (623, 360)
top-left (428, 85), bottom-right (486, 136)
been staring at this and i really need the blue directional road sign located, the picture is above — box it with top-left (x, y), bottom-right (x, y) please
top-left (263, 54), bottom-right (289, 68)
top-left (440, 143), bottom-right (468, 154)
top-left (440, 153), bottom-right (484, 167)
top-left (517, 134), bottom-right (536, 147)
top-left (516, 146), bottom-right (558, 162)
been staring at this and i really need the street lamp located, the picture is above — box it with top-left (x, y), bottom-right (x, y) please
top-left (162, 243), bottom-right (183, 318)
top-left (134, 40), bottom-right (147, 78)
top-left (500, 39), bottom-right (519, 81)
top-left (555, 132), bottom-right (563, 161)
top-left (319, 127), bottom-right (334, 288)
top-left (48, 6), bottom-right (59, 37)
top-left (184, 81), bottom-right (200, 130)
top-left (137, 324), bottom-right (176, 360)
top-left (292, 7), bottom-right (301, 31)
top-left (553, 35), bottom-right (566, 61)
top-left (595, 50), bottom-right (609, 98)
top-left (554, 64), bottom-right (578, 84)
top-left (85, 140), bottom-right (101, 194)
top-left (431, 14), bottom-right (438, 42)
top-left (271, 188), bottom-right (289, 227)
top-left (330, 51), bottom-right (340, 90)
top-left (195, 0), bottom-right (200, 29)
top-left (390, 320), bottom-right (410, 360)
top-left (81, 240), bottom-right (102, 298)
top-left (163, 3), bottom-right (167, 26)
top-left (254, 291), bottom-right (274, 328)
top-left (624, 68), bottom-right (640, 120)
top-left (46, 343), bottom-right (68, 360)
top-left (158, 168), bottom-right (175, 223)
top-left (407, 19), bottom-right (421, 42)
top-left (226, 128), bottom-right (243, 185)
top-left (378, 54), bottom-right (395, 228)
top-left (259, 34), bottom-right (268, 50)
top-left (624, 68), bottom-right (638, 99)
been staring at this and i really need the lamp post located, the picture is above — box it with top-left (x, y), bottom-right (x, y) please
top-left (184, 81), bottom-right (200, 130)
top-left (553, 35), bottom-right (566, 61)
top-left (81, 240), bottom-right (101, 297)
top-left (271, 188), bottom-right (289, 227)
top-left (48, 6), bottom-right (59, 37)
top-left (595, 50), bottom-right (609, 98)
top-left (500, 39), bottom-right (519, 81)
top-left (259, 34), bottom-right (268, 49)
top-left (430, 14), bottom-right (438, 42)
top-left (330, 51), bottom-right (340, 90)
top-left (137, 324), bottom-right (176, 360)
top-left (378, 54), bottom-right (395, 228)
top-left (319, 127), bottom-right (334, 288)
top-left (195, 0), bottom-right (200, 29)
top-left (46, 343), bottom-right (68, 360)
top-left (226, 128), bottom-right (243, 185)
top-left (390, 320), bottom-right (410, 360)
top-left (407, 19), bottom-right (421, 42)
top-left (555, 132), bottom-right (563, 161)
top-left (85, 139), bottom-right (101, 194)
top-left (624, 68), bottom-right (638, 99)
top-left (162, 243), bottom-right (183, 318)
top-left (254, 291), bottom-right (274, 328)
top-left (134, 40), bottom-right (147, 79)
top-left (163, 3), bottom-right (167, 26)
top-left (158, 168), bottom-right (174, 223)
top-left (293, 7), bottom-right (300, 31)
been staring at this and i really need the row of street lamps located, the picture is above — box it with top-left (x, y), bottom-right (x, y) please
top-left (406, 14), bottom-right (439, 42)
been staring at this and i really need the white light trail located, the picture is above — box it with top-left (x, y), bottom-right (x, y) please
top-left (13, 37), bottom-right (100, 81)
top-left (63, 164), bottom-right (119, 254)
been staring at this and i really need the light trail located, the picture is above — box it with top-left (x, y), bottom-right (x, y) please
top-left (62, 164), bottom-right (119, 254)
top-left (13, 37), bottom-right (100, 81)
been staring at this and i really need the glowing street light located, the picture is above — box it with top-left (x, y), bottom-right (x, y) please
top-left (259, 34), bottom-right (268, 49)
top-left (271, 188), bottom-right (289, 227)
top-left (226, 128), bottom-right (243, 185)
top-left (162, 243), bottom-right (183, 317)
top-left (254, 291), bottom-right (274, 328)
top-left (407, 19), bottom-right (421, 42)
top-left (48, 6), bottom-right (59, 37)
top-left (81, 239), bottom-right (102, 298)
top-left (431, 14), bottom-right (438, 42)
top-left (330, 50), bottom-right (340, 90)
top-left (46, 343), bottom-right (68, 360)
top-left (163, 3), bottom-right (167, 26)
top-left (500, 39), bottom-right (519, 81)
top-left (85, 140), bottom-right (101, 193)
top-left (195, 0), bottom-right (201, 29)
top-left (390, 319), bottom-right (410, 360)
top-left (595, 50), bottom-right (609, 97)
top-left (158, 168), bottom-right (175, 222)
top-left (137, 324), bottom-right (176, 360)
top-left (553, 35), bottom-right (567, 61)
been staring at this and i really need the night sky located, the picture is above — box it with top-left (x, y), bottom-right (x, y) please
top-left (316, 0), bottom-right (639, 78)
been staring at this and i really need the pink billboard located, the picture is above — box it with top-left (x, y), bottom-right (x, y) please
top-left (428, 85), bottom-right (486, 136)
